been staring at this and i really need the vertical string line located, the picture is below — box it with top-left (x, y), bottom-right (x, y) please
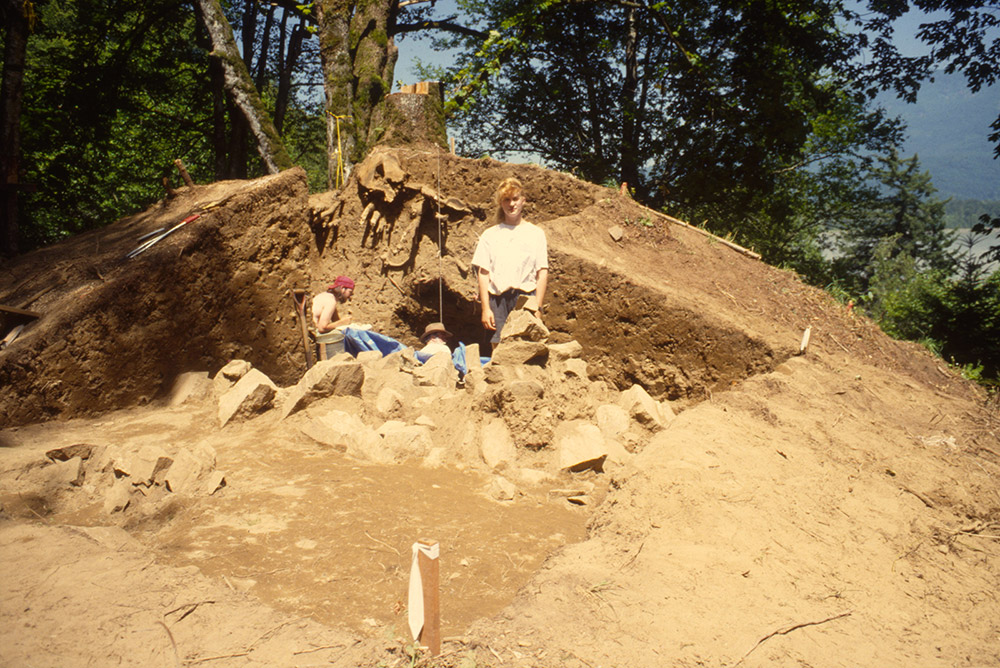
top-left (436, 146), bottom-right (444, 322)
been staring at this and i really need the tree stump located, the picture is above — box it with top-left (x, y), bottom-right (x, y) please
top-left (368, 81), bottom-right (448, 151)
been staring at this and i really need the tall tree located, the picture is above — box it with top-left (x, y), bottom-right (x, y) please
top-left (853, 0), bottom-right (1000, 156)
top-left (1, 0), bottom-right (33, 256)
top-left (194, 0), bottom-right (293, 174)
top-left (834, 150), bottom-right (955, 291)
top-left (434, 0), bottom-right (900, 269)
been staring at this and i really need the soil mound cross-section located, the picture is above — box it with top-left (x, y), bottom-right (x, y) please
top-left (1, 147), bottom-right (998, 668)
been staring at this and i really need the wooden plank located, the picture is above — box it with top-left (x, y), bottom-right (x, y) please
top-left (0, 304), bottom-right (41, 319)
top-left (417, 540), bottom-right (440, 656)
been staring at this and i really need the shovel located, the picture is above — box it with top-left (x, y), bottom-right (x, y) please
top-left (291, 289), bottom-right (315, 370)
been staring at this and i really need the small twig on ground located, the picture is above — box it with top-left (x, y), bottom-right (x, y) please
top-left (735, 611), bottom-right (851, 665)
top-left (164, 600), bottom-right (216, 623)
top-left (713, 281), bottom-right (742, 309)
top-left (386, 273), bottom-right (406, 295)
top-left (488, 645), bottom-right (504, 664)
top-left (184, 651), bottom-right (249, 665)
top-left (364, 531), bottom-right (401, 556)
top-left (292, 642), bottom-right (350, 655)
top-left (828, 333), bottom-right (851, 354)
top-left (621, 540), bottom-right (645, 569)
top-left (157, 621), bottom-right (182, 668)
top-left (900, 486), bottom-right (935, 509)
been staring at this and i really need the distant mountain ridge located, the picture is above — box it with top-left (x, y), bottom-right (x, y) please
top-left (879, 72), bottom-right (1000, 200)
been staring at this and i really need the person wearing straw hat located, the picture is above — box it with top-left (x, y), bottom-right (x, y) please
top-left (312, 275), bottom-right (355, 334)
top-left (419, 322), bottom-right (453, 356)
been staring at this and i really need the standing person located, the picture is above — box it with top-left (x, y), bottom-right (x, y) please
top-left (471, 177), bottom-right (548, 350)
top-left (312, 275), bottom-right (355, 334)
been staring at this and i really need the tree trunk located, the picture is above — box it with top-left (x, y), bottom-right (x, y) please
top-left (0, 0), bottom-right (29, 256)
top-left (620, 6), bottom-right (640, 192)
top-left (316, 0), bottom-right (398, 187)
top-left (274, 20), bottom-right (305, 136)
top-left (254, 3), bottom-right (276, 91)
top-left (194, 0), bottom-right (293, 174)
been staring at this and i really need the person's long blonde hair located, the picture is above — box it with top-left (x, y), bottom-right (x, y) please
top-left (494, 177), bottom-right (524, 223)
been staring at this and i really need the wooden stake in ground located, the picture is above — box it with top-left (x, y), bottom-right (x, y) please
top-left (408, 540), bottom-right (440, 656)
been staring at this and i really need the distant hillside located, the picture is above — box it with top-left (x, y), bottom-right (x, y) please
top-left (879, 72), bottom-right (1000, 200)
top-left (945, 199), bottom-right (1000, 229)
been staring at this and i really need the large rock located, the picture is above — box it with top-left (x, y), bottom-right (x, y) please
top-left (300, 409), bottom-right (393, 463)
top-left (465, 343), bottom-right (483, 370)
top-left (490, 340), bottom-right (549, 366)
top-left (169, 371), bottom-right (212, 406)
top-left (50, 456), bottom-right (85, 487)
top-left (500, 310), bottom-right (549, 342)
top-left (379, 423), bottom-right (434, 460)
top-left (218, 369), bottom-right (278, 426)
top-left (115, 445), bottom-right (174, 486)
top-left (554, 420), bottom-right (607, 472)
top-left (488, 475), bottom-right (518, 501)
top-left (413, 355), bottom-right (458, 387)
top-left (619, 384), bottom-right (674, 429)
top-left (281, 359), bottom-right (365, 418)
top-left (480, 417), bottom-right (517, 470)
top-left (163, 445), bottom-right (217, 495)
top-left (212, 359), bottom-right (252, 395)
top-left (375, 387), bottom-right (405, 418)
top-left (596, 404), bottom-right (630, 439)
top-left (547, 340), bottom-right (583, 361)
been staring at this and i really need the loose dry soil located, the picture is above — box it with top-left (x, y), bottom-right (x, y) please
top-left (1, 146), bottom-right (998, 668)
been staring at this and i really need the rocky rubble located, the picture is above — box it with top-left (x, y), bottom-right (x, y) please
top-left (0, 308), bottom-right (674, 524)
top-left (220, 309), bottom-right (674, 492)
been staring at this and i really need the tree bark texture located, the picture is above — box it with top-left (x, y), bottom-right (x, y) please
top-left (1, 0), bottom-right (29, 256)
top-left (316, 0), bottom-right (398, 187)
top-left (194, 0), bottom-right (293, 174)
top-left (369, 82), bottom-right (448, 151)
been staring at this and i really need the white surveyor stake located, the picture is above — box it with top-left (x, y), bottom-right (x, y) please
top-left (408, 540), bottom-right (441, 655)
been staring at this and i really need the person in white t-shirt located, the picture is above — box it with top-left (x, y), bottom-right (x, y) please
top-left (471, 177), bottom-right (548, 350)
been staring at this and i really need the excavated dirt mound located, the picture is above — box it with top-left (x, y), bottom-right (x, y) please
top-left (1, 147), bottom-right (998, 668)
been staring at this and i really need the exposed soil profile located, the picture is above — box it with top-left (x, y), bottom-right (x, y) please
top-left (1, 147), bottom-right (998, 668)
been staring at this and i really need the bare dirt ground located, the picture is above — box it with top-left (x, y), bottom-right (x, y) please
top-left (1, 146), bottom-right (999, 667)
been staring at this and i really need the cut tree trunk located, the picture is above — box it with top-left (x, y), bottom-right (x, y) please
top-left (316, 0), bottom-right (398, 187)
top-left (370, 82), bottom-right (448, 151)
top-left (194, 0), bottom-right (293, 175)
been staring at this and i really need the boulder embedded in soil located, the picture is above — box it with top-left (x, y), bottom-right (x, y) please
top-left (555, 420), bottom-right (608, 472)
top-left (490, 340), bottom-right (549, 366)
top-left (213, 359), bottom-right (253, 395)
top-left (218, 369), bottom-right (279, 426)
top-left (499, 310), bottom-right (550, 342)
top-left (280, 359), bottom-right (365, 418)
top-left (480, 417), bottom-right (517, 470)
top-left (547, 340), bottom-right (583, 361)
top-left (619, 384), bottom-right (674, 429)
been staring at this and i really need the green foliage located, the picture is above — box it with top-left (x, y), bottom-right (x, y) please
top-left (861, 237), bottom-right (949, 341)
top-left (18, 1), bottom-right (217, 248)
top-left (435, 0), bottom-right (900, 279)
top-left (854, 1), bottom-right (1000, 157)
top-left (833, 150), bottom-right (955, 293)
top-left (944, 199), bottom-right (1000, 229)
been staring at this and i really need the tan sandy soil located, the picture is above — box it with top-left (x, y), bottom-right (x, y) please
top-left (1, 147), bottom-right (998, 667)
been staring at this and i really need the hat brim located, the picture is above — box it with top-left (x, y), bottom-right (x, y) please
top-left (421, 329), bottom-right (452, 342)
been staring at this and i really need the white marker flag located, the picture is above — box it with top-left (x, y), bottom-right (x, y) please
top-left (408, 541), bottom-right (440, 641)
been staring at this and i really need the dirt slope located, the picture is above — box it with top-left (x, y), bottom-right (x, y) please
top-left (1, 147), bottom-right (998, 667)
